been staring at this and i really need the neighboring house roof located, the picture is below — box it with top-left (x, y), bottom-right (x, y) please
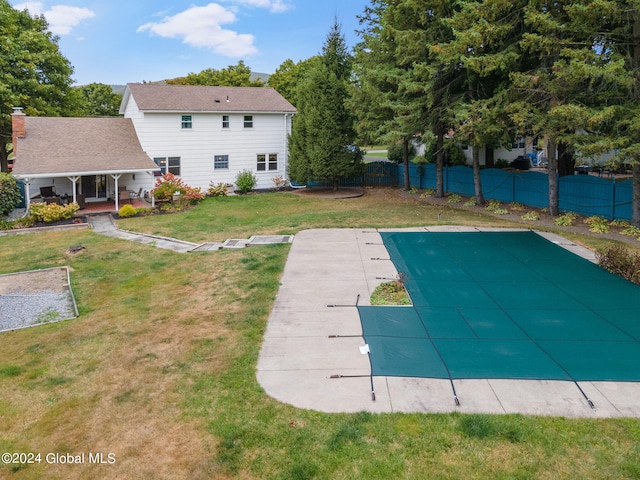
top-left (120, 83), bottom-right (296, 114)
top-left (12, 117), bottom-right (159, 178)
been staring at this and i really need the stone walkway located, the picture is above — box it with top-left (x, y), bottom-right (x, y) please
top-left (87, 214), bottom-right (293, 253)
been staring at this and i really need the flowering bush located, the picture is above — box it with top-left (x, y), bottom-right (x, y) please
top-left (150, 173), bottom-right (204, 209)
top-left (180, 186), bottom-right (205, 205)
top-left (272, 175), bottom-right (288, 190)
top-left (30, 202), bottom-right (79, 222)
top-left (208, 182), bottom-right (228, 197)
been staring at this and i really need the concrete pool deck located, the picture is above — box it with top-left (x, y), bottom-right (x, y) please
top-left (256, 227), bottom-right (640, 417)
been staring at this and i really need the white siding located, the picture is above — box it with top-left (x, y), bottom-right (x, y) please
top-left (125, 109), bottom-right (292, 191)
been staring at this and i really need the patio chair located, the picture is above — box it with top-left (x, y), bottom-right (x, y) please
top-left (40, 186), bottom-right (56, 197)
top-left (129, 187), bottom-right (142, 200)
top-left (119, 190), bottom-right (132, 204)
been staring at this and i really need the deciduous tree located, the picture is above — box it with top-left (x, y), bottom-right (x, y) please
top-left (0, 0), bottom-right (74, 172)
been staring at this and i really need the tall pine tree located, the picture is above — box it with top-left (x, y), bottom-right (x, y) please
top-left (288, 19), bottom-right (363, 190)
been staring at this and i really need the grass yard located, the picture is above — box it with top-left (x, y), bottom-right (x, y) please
top-left (1, 188), bottom-right (640, 479)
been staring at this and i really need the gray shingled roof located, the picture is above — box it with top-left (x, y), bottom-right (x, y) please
top-left (124, 83), bottom-right (296, 113)
top-left (12, 117), bottom-right (159, 177)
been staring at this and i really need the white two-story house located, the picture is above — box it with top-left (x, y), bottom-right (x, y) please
top-left (120, 83), bottom-right (296, 191)
top-left (11, 84), bottom-right (296, 210)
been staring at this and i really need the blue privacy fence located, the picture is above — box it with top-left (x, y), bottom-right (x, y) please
top-left (398, 163), bottom-right (633, 221)
top-left (306, 161), bottom-right (632, 220)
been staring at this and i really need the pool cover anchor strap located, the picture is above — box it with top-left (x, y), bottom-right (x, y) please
top-left (575, 383), bottom-right (596, 409)
top-left (327, 342), bottom-right (376, 402)
top-left (360, 344), bottom-right (376, 401)
top-left (327, 294), bottom-right (360, 308)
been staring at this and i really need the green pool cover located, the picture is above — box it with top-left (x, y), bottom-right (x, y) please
top-left (357, 231), bottom-right (640, 381)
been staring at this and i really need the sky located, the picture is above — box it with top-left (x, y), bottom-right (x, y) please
top-left (9, 0), bottom-right (371, 86)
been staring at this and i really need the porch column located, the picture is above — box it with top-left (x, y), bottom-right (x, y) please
top-left (22, 178), bottom-right (32, 210)
top-left (67, 176), bottom-right (80, 203)
top-left (111, 173), bottom-right (122, 211)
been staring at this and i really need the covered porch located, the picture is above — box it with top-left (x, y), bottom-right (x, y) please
top-left (76, 196), bottom-right (150, 214)
top-left (11, 114), bottom-right (161, 213)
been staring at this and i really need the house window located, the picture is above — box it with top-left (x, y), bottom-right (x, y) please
top-left (222, 115), bottom-right (229, 128)
top-left (154, 156), bottom-right (181, 176)
top-left (512, 138), bottom-right (525, 149)
top-left (244, 115), bottom-right (253, 128)
top-left (181, 115), bottom-right (192, 129)
top-left (214, 155), bottom-right (229, 169)
top-left (153, 157), bottom-right (166, 177)
top-left (168, 157), bottom-right (180, 175)
top-left (257, 153), bottom-right (278, 171)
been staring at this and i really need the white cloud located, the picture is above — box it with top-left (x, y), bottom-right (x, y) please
top-left (137, 3), bottom-right (258, 57)
top-left (226, 0), bottom-right (292, 13)
top-left (13, 2), bottom-right (95, 35)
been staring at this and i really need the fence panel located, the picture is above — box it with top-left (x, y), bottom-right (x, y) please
top-left (480, 169), bottom-right (515, 203)
top-left (559, 175), bottom-right (616, 219)
top-left (394, 165), bottom-right (632, 221)
top-left (613, 179), bottom-right (633, 221)
top-left (514, 171), bottom-right (549, 208)
top-left (446, 165), bottom-right (475, 196)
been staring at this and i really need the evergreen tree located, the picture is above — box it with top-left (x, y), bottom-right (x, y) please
top-left (352, 0), bottom-right (462, 194)
top-left (288, 20), bottom-right (363, 190)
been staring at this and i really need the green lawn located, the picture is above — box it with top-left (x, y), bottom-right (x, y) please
top-left (1, 189), bottom-right (639, 479)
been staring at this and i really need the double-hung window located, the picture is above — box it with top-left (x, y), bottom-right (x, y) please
top-left (181, 115), bottom-right (192, 129)
top-left (154, 156), bottom-right (181, 176)
top-left (244, 115), bottom-right (253, 128)
top-left (214, 155), bottom-right (229, 169)
top-left (257, 153), bottom-right (278, 171)
top-left (222, 115), bottom-right (230, 129)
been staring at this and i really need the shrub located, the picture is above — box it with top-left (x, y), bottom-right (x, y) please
top-left (208, 182), bottom-right (228, 197)
top-left (555, 212), bottom-right (578, 226)
top-left (419, 189), bottom-right (435, 198)
top-left (620, 226), bottom-right (640, 238)
top-left (464, 198), bottom-right (477, 207)
top-left (610, 219), bottom-right (630, 228)
top-left (151, 173), bottom-right (187, 203)
top-left (597, 245), bottom-right (640, 285)
top-left (272, 176), bottom-right (289, 190)
top-left (0, 172), bottom-right (22, 217)
top-left (180, 186), bottom-right (205, 206)
top-left (29, 202), bottom-right (79, 223)
top-left (387, 143), bottom-right (416, 163)
top-left (485, 200), bottom-right (508, 214)
top-left (521, 211), bottom-right (540, 221)
top-left (118, 204), bottom-right (137, 218)
top-left (584, 216), bottom-right (610, 233)
top-left (371, 280), bottom-right (410, 305)
top-left (447, 193), bottom-right (462, 203)
top-left (408, 186), bottom-right (419, 194)
top-left (495, 159), bottom-right (510, 169)
top-left (151, 173), bottom-right (204, 208)
top-left (235, 170), bottom-right (257, 194)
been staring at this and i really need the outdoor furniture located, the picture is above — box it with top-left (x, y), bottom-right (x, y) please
top-left (119, 190), bottom-right (132, 204)
top-left (43, 196), bottom-right (61, 205)
top-left (40, 186), bottom-right (56, 197)
top-left (129, 187), bottom-right (142, 200)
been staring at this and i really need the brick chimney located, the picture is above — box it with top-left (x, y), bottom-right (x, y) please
top-left (11, 107), bottom-right (25, 157)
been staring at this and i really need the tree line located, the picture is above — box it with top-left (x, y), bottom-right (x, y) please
top-left (2, 0), bottom-right (639, 225)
